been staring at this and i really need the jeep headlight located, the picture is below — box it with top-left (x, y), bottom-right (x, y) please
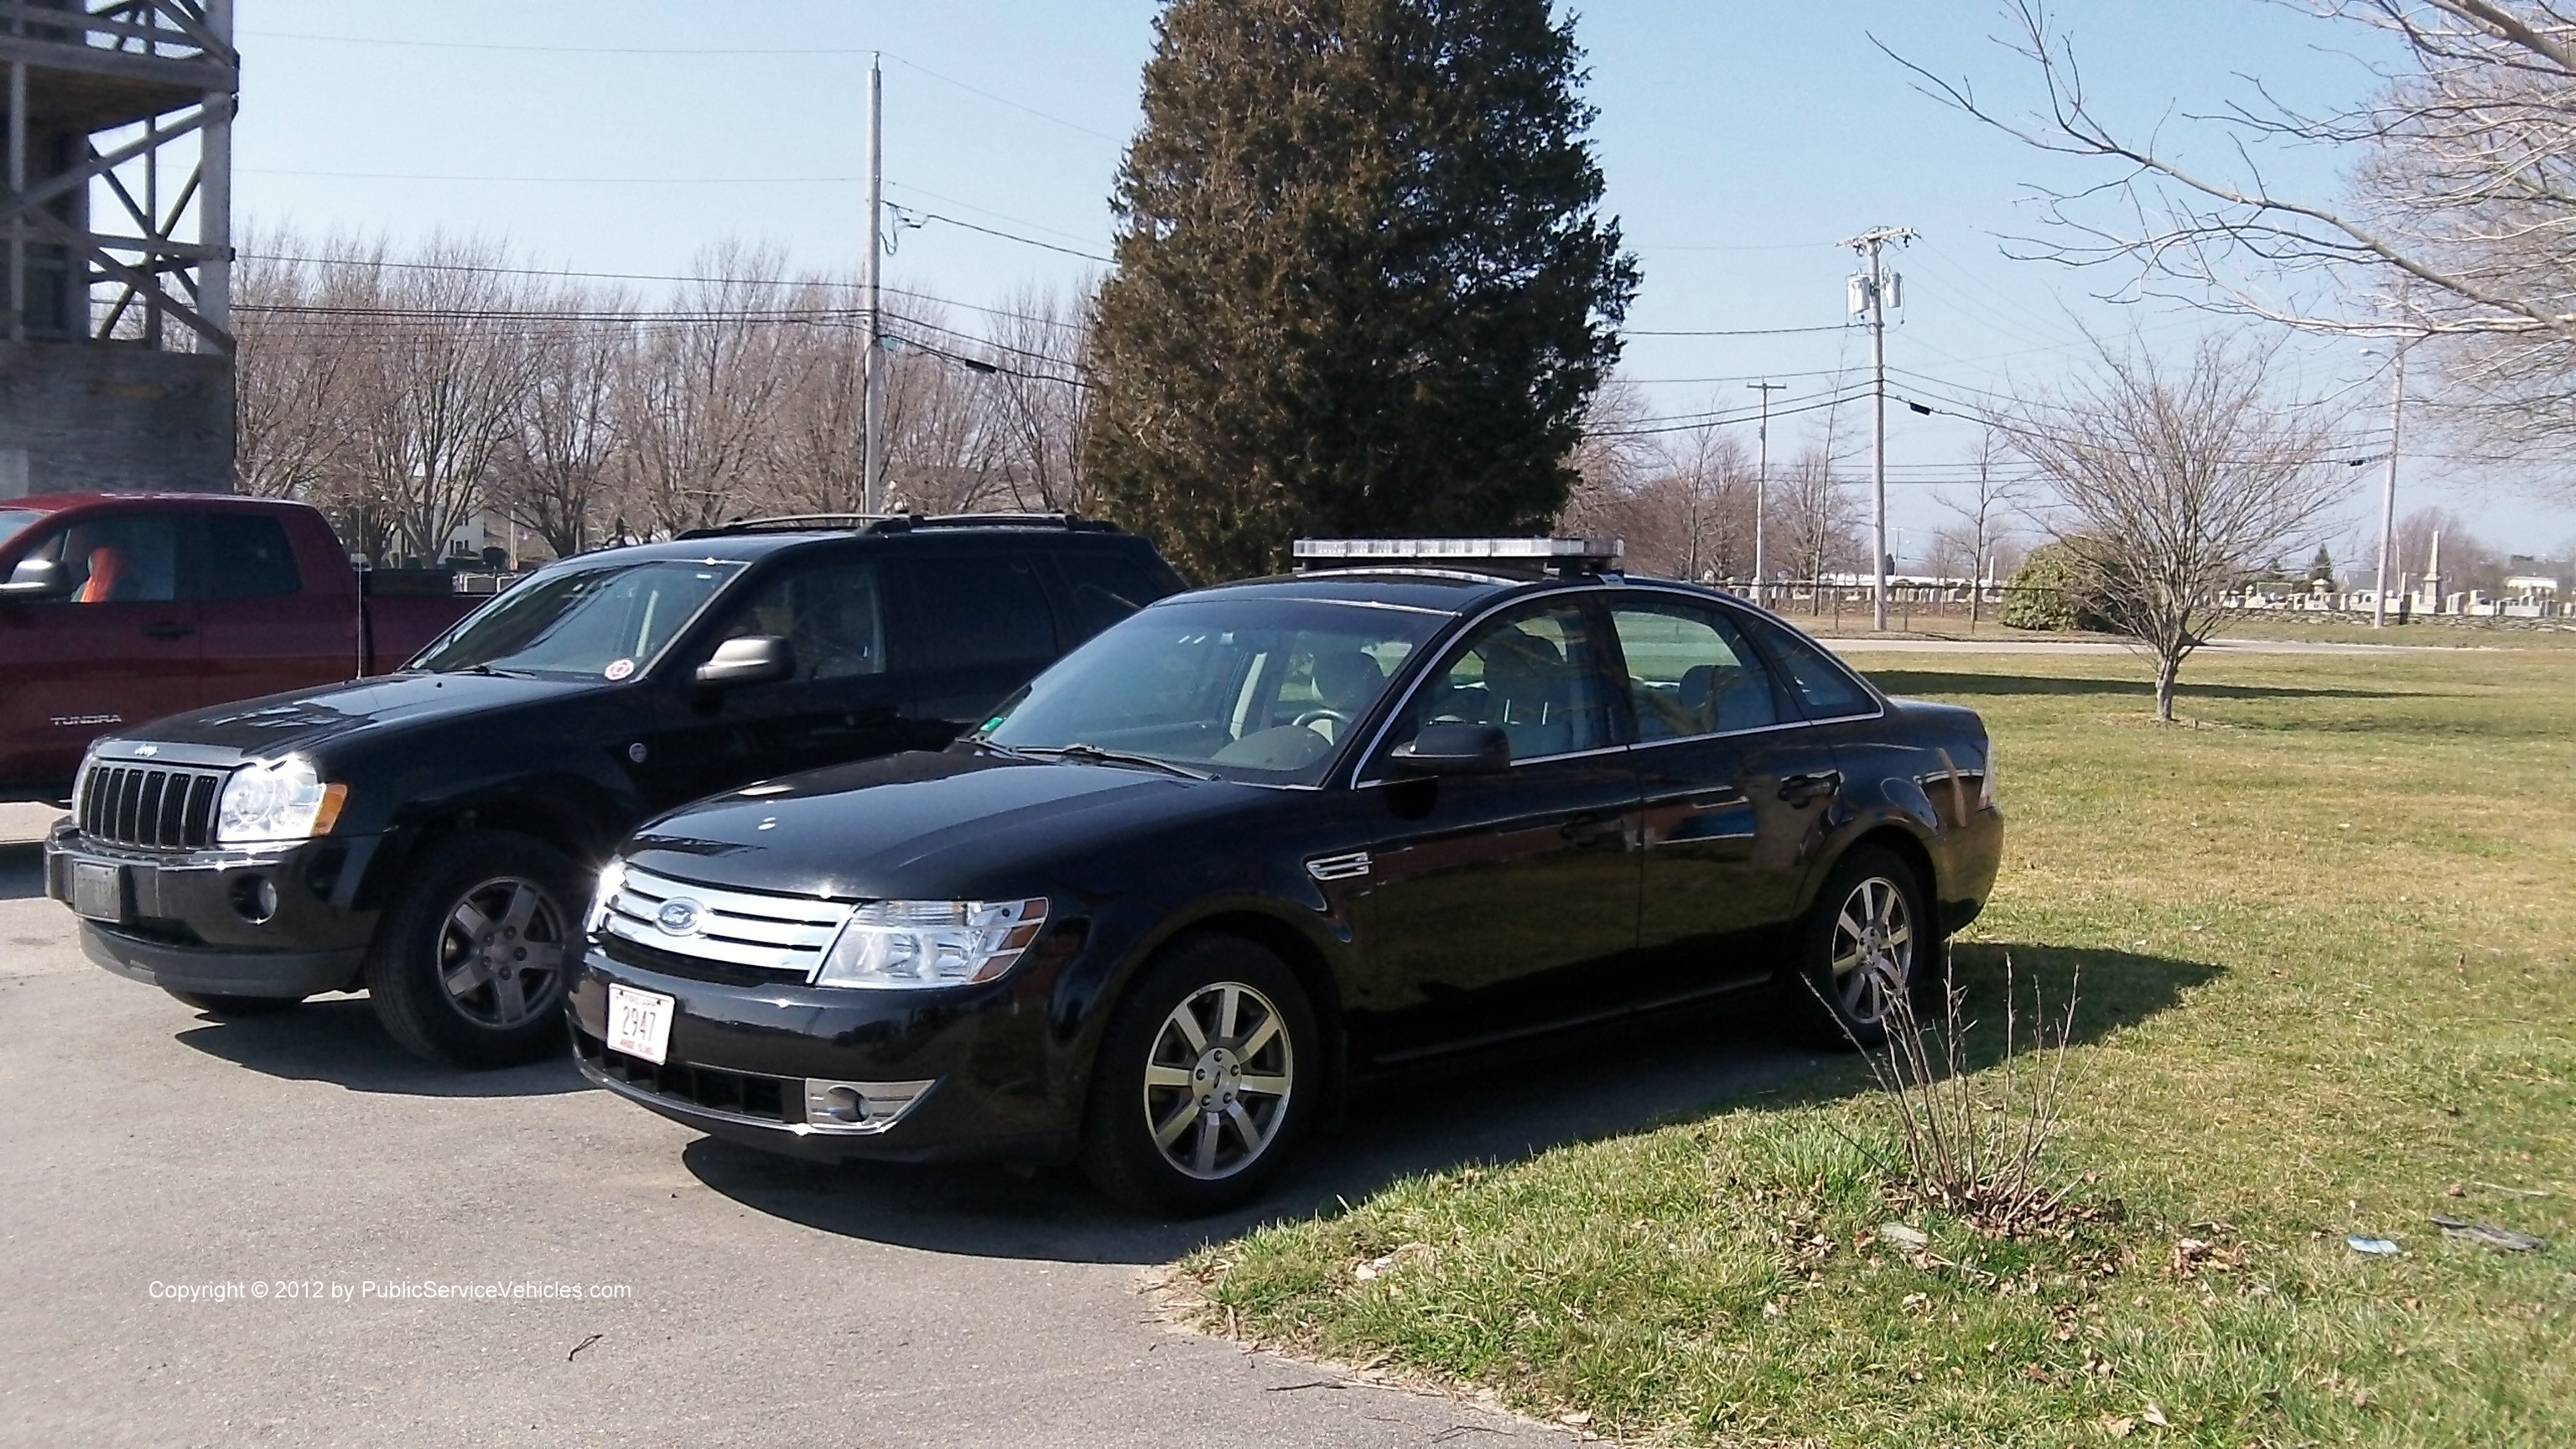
top-left (812, 898), bottom-right (1049, 989)
top-left (216, 755), bottom-right (345, 844)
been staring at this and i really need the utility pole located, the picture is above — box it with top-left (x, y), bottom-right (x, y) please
top-left (2371, 340), bottom-right (2408, 629)
top-left (1842, 225), bottom-right (1914, 630)
top-left (1748, 381), bottom-right (1785, 609)
top-left (861, 54), bottom-right (886, 515)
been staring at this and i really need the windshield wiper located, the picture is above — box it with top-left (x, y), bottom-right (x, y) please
top-left (446, 663), bottom-right (540, 678)
top-left (1022, 743), bottom-right (1215, 782)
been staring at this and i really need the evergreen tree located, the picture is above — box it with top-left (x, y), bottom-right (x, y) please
top-left (1084, 0), bottom-right (1639, 579)
top-left (2307, 544), bottom-right (2336, 587)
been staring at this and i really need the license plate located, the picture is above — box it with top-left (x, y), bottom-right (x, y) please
top-left (70, 861), bottom-right (127, 923)
top-left (606, 984), bottom-right (675, 1067)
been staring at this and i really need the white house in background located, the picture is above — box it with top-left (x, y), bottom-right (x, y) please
top-left (2502, 555), bottom-right (2572, 603)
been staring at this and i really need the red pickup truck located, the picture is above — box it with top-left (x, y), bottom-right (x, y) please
top-left (0, 493), bottom-right (482, 804)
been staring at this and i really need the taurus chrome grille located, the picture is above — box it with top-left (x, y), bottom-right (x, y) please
top-left (599, 864), bottom-right (849, 979)
top-left (78, 763), bottom-right (226, 851)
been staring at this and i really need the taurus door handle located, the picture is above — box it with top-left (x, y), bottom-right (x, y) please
top-left (140, 620), bottom-right (195, 640)
top-left (1779, 771), bottom-right (1843, 806)
top-left (1559, 813), bottom-right (1627, 847)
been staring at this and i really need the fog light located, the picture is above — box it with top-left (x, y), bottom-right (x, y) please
top-left (800, 1078), bottom-right (937, 1135)
top-left (230, 874), bottom-right (279, 924)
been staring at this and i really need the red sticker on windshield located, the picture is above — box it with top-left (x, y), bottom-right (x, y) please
top-left (604, 657), bottom-right (636, 681)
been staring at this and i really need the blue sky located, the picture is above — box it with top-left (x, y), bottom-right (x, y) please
top-left (228, 1), bottom-right (2575, 561)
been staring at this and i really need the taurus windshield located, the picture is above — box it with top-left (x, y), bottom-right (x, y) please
top-left (410, 559), bottom-right (743, 680)
top-left (974, 597), bottom-right (1442, 786)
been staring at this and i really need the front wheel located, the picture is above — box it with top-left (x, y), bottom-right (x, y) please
top-left (1778, 845), bottom-right (1931, 1051)
top-left (365, 830), bottom-right (582, 1068)
top-left (1079, 934), bottom-right (1318, 1216)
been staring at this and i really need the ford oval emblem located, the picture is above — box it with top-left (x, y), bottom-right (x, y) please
top-left (654, 898), bottom-right (705, 936)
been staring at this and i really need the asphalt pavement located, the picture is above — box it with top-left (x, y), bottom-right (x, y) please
top-left (0, 802), bottom-right (1824, 1447)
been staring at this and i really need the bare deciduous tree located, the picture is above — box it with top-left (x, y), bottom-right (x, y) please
top-left (2006, 335), bottom-right (2356, 719)
top-left (985, 281), bottom-right (1098, 513)
top-left (1775, 444), bottom-right (1866, 613)
top-left (1901, 3), bottom-right (2576, 494)
top-left (493, 291), bottom-right (632, 560)
top-left (1935, 426), bottom-right (2033, 628)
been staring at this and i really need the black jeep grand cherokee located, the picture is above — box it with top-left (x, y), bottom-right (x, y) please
top-left (573, 539), bottom-right (2002, 1213)
top-left (44, 514), bottom-right (1183, 1067)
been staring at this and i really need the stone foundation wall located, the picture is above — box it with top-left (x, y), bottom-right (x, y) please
top-left (0, 341), bottom-right (234, 498)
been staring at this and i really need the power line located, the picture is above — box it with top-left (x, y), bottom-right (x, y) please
top-left (1623, 323), bottom-right (1853, 338)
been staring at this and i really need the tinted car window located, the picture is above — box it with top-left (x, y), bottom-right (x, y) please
top-left (31, 513), bottom-right (180, 604)
top-left (1608, 598), bottom-right (1781, 738)
top-left (1740, 611), bottom-right (1877, 718)
top-left (1384, 599), bottom-right (1614, 762)
top-left (202, 512), bottom-right (303, 600)
top-left (911, 553), bottom-right (1055, 667)
top-left (717, 560), bottom-right (886, 678)
top-left (979, 596), bottom-right (1439, 786)
top-left (0, 507), bottom-right (40, 549)
top-left (1055, 552), bottom-right (1162, 641)
top-left (412, 559), bottom-right (742, 679)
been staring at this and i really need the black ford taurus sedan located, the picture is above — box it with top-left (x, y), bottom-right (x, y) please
top-left (569, 540), bottom-right (2002, 1213)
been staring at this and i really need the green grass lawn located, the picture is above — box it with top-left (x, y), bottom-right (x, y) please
top-left (1182, 649), bottom-right (2575, 1447)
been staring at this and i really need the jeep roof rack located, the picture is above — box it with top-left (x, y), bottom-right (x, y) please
top-left (1291, 537), bottom-right (1624, 579)
top-left (678, 512), bottom-right (1120, 539)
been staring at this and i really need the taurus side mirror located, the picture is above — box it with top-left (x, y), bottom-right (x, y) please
top-left (694, 635), bottom-right (794, 688)
top-left (0, 558), bottom-right (70, 601)
top-left (1388, 722), bottom-right (1511, 776)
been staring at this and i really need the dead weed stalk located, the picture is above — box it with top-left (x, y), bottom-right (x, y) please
top-left (1862, 956), bottom-right (2086, 1236)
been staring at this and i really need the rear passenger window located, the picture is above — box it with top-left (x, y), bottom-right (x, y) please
top-left (1054, 552), bottom-right (1162, 641)
top-left (1607, 600), bottom-right (1781, 739)
top-left (203, 513), bottom-right (303, 600)
top-left (1742, 613), bottom-right (1876, 718)
top-left (909, 554), bottom-right (1057, 667)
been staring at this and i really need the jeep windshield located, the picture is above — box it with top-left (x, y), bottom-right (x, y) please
top-left (409, 558), bottom-right (744, 680)
top-left (973, 595), bottom-right (1444, 786)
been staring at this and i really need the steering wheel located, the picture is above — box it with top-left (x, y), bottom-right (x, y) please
top-left (1292, 708), bottom-right (1352, 732)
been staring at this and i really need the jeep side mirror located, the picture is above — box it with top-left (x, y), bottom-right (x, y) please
top-left (694, 635), bottom-right (795, 688)
top-left (1388, 722), bottom-right (1510, 776)
top-left (0, 558), bottom-right (70, 601)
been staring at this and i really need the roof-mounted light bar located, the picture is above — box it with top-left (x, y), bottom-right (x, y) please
top-left (1291, 537), bottom-right (1624, 578)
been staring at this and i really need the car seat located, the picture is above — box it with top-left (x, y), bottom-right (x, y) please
top-left (1306, 650), bottom-right (1384, 741)
top-left (77, 545), bottom-right (126, 604)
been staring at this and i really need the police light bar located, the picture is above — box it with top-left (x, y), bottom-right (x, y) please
top-left (1291, 538), bottom-right (1624, 576)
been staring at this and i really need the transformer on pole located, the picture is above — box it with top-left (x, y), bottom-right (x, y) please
top-left (1841, 225), bottom-right (1914, 631)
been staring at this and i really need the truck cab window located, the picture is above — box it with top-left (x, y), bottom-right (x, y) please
top-left (31, 514), bottom-right (180, 604)
top-left (201, 513), bottom-right (304, 600)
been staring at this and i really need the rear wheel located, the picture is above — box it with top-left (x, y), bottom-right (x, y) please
top-left (164, 989), bottom-right (303, 1017)
top-left (1778, 845), bottom-right (1930, 1051)
top-left (365, 830), bottom-right (581, 1068)
top-left (1079, 934), bottom-right (1317, 1216)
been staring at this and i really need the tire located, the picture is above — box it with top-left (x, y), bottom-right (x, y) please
top-left (164, 989), bottom-right (304, 1017)
top-left (1078, 934), bottom-right (1320, 1216)
top-left (1777, 844), bottom-right (1932, 1052)
top-left (364, 830), bottom-right (583, 1068)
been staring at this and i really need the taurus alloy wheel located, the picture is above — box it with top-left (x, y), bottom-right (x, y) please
top-left (1829, 872), bottom-right (1915, 1026)
top-left (436, 875), bottom-right (568, 1029)
top-left (1140, 980), bottom-right (1296, 1181)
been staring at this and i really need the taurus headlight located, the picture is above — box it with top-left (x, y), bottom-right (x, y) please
top-left (586, 858), bottom-right (628, 936)
top-left (215, 755), bottom-right (345, 845)
top-left (811, 898), bottom-right (1049, 989)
